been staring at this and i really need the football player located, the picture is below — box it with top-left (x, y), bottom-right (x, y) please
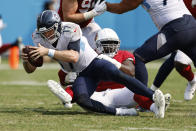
top-left (105, 0), bottom-right (196, 99)
top-left (150, 0), bottom-right (196, 101)
top-left (49, 28), bottom-right (171, 116)
top-left (21, 10), bottom-right (165, 117)
top-left (58, 0), bottom-right (106, 51)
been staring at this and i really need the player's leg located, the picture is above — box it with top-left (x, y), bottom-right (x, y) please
top-left (58, 69), bottom-right (67, 86)
top-left (150, 52), bottom-right (176, 90)
top-left (91, 87), bottom-right (137, 108)
top-left (176, 50), bottom-right (196, 100)
top-left (134, 15), bottom-right (196, 86)
top-left (93, 58), bottom-right (165, 118)
top-left (72, 75), bottom-right (138, 116)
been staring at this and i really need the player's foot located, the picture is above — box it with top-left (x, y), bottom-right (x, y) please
top-left (136, 106), bottom-right (150, 112)
top-left (47, 80), bottom-right (72, 103)
top-left (164, 93), bottom-right (171, 111)
top-left (184, 81), bottom-right (196, 101)
top-left (153, 89), bottom-right (165, 118)
top-left (116, 108), bottom-right (138, 116)
top-left (62, 102), bottom-right (73, 109)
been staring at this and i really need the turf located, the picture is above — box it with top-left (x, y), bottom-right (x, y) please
top-left (0, 60), bottom-right (196, 131)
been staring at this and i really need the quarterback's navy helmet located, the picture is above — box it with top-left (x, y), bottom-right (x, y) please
top-left (37, 10), bottom-right (61, 44)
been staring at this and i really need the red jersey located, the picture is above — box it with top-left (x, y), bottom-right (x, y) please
top-left (184, 0), bottom-right (196, 18)
top-left (58, 0), bottom-right (95, 28)
top-left (96, 50), bottom-right (135, 92)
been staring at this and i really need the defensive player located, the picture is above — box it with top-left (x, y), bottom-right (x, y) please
top-left (58, 0), bottom-right (106, 51)
top-left (105, 0), bottom-right (196, 92)
top-left (49, 28), bottom-right (171, 116)
top-left (21, 10), bottom-right (165, 117)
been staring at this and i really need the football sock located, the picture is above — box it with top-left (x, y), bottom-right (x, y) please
top-left (133, 94), bottom-right (153, 110)
top-left (178, 65), bottom-right (194, 81)
top-left (65, 86), bottom-right (74, 99)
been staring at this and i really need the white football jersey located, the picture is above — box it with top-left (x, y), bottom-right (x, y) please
top-left (32, 22), bottom-right (98, 73)
top-left (142, 0), bottom-right (191, 30)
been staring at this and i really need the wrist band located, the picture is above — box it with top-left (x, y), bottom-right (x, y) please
top-left (48, 49), bottom-right (55, 58)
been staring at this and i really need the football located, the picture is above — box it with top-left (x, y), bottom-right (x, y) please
top-left (22, 46), bottom-right (43, 67)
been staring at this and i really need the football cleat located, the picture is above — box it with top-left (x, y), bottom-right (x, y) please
top-left (62, 102), bottom-right (73, 109)
top-left (116, 108), bottom-right (139, 116)
top-left (153, 89), bottom-right (165, 118)
top-left (47, 80), bottom-right (72, 103)
top-left (164, 93), bottom-right (171, 111)
top-left (184, 81), bottom-right (196, 101)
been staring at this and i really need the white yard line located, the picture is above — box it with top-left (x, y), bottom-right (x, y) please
top-left (0, 81), bottom-right (46, 86)
top-left (0, 63), bottom-right (61, 70)
top-left (0, 62), bottom-right (163, 70)
top-left (121, 127), bottom-right (172, 131)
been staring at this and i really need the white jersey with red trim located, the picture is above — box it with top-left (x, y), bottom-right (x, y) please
top-left (32, 22), bottom-right (98, 73)
top-left (142, 0), bottom-right (191, 30)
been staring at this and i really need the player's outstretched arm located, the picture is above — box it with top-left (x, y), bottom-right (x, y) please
top-left (62, 0), bottom-right (106, 23)
top-left (106, 0), bottom-right (142, 14)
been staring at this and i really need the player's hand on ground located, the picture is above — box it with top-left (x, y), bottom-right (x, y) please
top-left (29, 43), bottom-right (48, 60)
top-left (192, 0), bottom-right (196, 8)
top-left (93, 0), bottom-right (107, 16)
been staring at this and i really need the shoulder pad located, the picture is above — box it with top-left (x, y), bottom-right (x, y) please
top-left (62, 22), bottom-right (82, 42)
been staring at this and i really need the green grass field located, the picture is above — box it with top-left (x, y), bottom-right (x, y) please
top-left (0, 59), bottom-right (196, 131)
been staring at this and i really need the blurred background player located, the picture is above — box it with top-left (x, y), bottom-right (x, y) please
top-left (150, 0), bottom-right (196, 101)
top-left (49, 28), bottom-right (171, 117)
top-left (0, 15), bottom-right (22, 56)
top-left (0, 14), bottom-right (6, 62)
top-left (22, 10), bottom-right (166, 116)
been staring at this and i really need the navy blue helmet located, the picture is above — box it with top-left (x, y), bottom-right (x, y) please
top-left (37, 10), bottom-right (61, 44)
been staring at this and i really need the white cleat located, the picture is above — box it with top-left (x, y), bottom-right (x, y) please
top-left (47, 80), bottom-right (72, 103)
top-left (184, 81), bottom-right (196, 101)
top-left (63, 102), bottom-right (73, 109)
top-left (116, 108), bottom-right (139, 116)
top-left (153, 89), bottom-right (165, 118)
top-left (164, 93), bottom-right (171, 111)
